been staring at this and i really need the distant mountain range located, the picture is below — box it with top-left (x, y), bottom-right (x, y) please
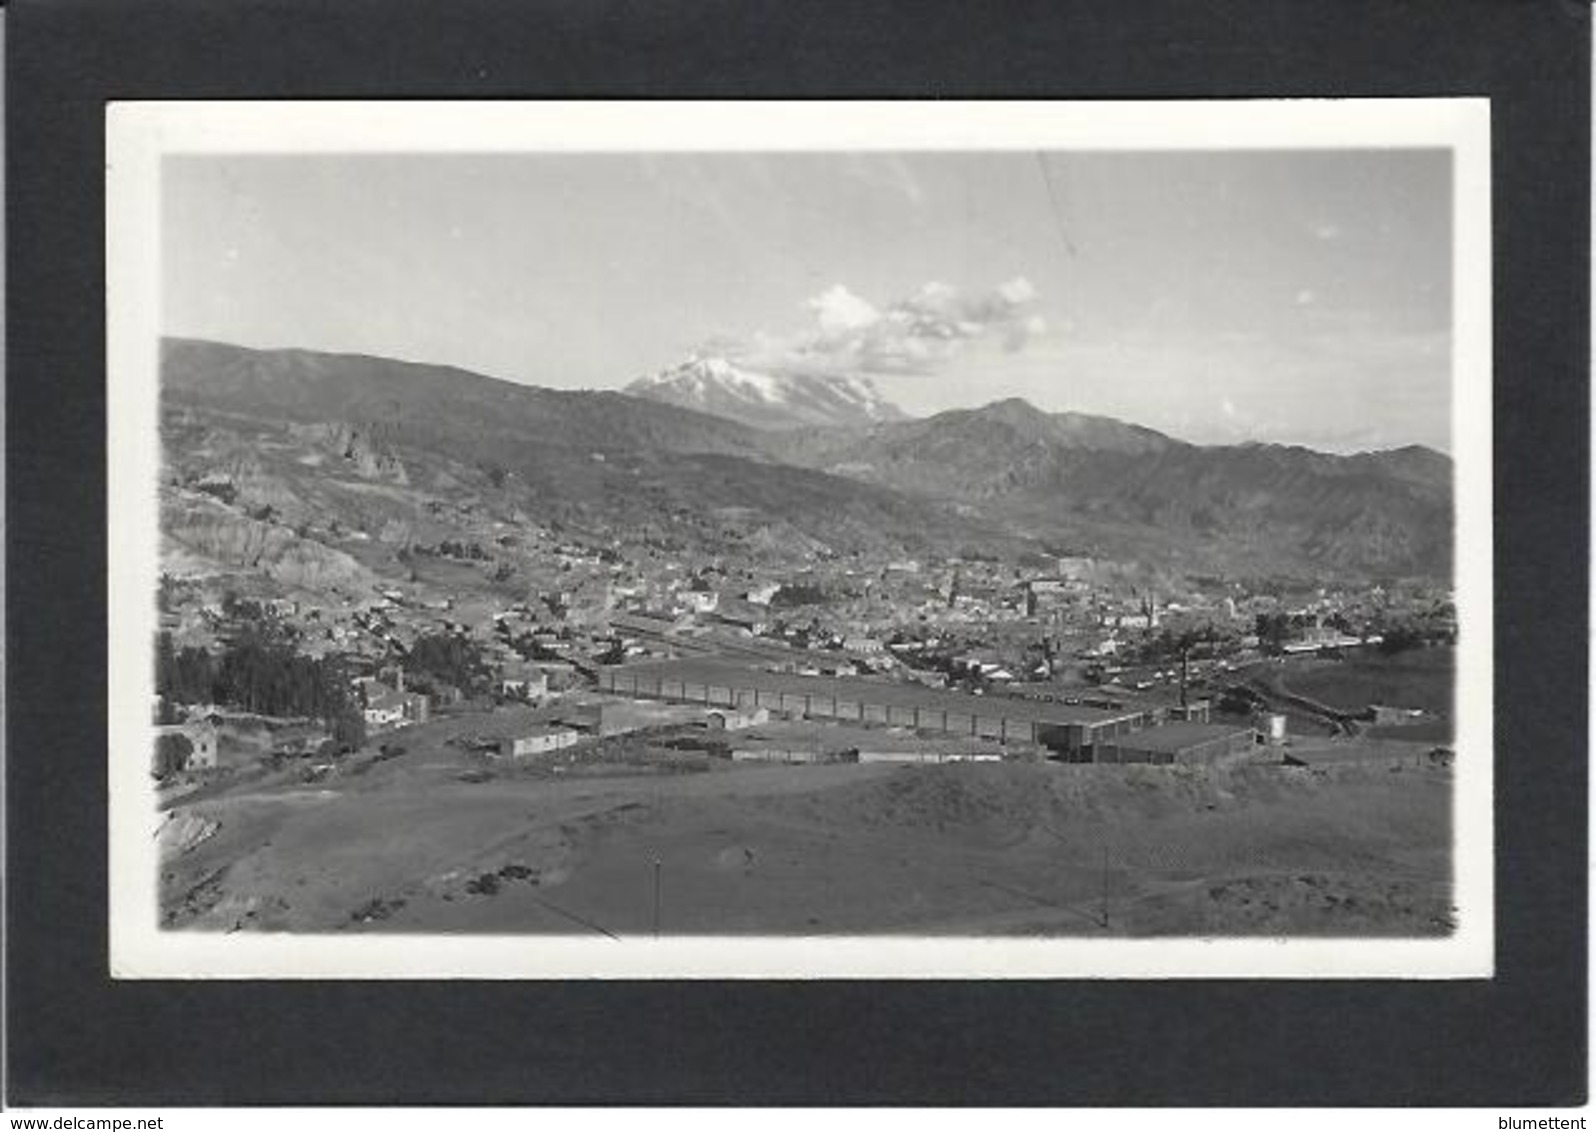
top-left (160, 339), bottom-right (1011, 570)
top-left (163, 337), bottom-right (762, 459)
top-left (766, 397), bottom-right (1452, 578)
top-left (161, 338), bottom-right (1454, 580)
top-left (626, 353), bottom-right (906, 430)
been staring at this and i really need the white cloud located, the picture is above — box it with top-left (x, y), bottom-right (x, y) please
top-left (807, 285), bottom-right (881, 334)
top-left (723, 278), bottom-right (1048, 378)
top-left (998, 276), bottom-right (1037, 304)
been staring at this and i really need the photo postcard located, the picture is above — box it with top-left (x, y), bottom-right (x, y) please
top-left (105, 98), bottom-right (1493, 979)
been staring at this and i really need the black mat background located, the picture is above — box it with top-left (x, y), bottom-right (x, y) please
top-left (6, 0), bottom-right (1588, 1107)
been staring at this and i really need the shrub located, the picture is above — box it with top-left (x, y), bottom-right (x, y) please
top-left (153, 732), bottom-right (193, 779)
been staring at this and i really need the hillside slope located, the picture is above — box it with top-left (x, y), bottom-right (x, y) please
top-left (159, 341), bottom-right (1022, 590)
top-left (161, 340), bottom-right (1453, 581)
top-left (767, 398), bottom-right (1453, 578)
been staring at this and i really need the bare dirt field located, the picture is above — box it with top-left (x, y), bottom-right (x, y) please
top-left (160, 719), bottom-right (1453, 939)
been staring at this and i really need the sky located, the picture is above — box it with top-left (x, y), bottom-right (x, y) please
top-left (162, 148), bottom-right (1452, 451)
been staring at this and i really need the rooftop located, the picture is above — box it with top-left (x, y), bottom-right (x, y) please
top-left (605, 658), bottom-right (1146, 728)
top-left (1113, 721), bottom-right (1253, 753)
top-left (730, 720), bottom-right (1006, 755)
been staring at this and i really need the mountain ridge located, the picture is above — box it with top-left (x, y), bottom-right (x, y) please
top-left (761, 395), bottom-right (1452, 578)
top-left (159, 338), bottom-right (1454, 579)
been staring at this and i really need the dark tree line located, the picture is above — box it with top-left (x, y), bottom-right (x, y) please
top-left (1254, 612), bottom-right (1300, 654)
top-left (155, 630), bottom-right (365, 745)
top-left (1376, 624), bottom-right (1428, 655)
top-left (769, 584), bottom-right (829, 609)
top-left (403, 631), bottom-right (490, 696)
top-left (154, 732), bottom-right (193, 778)
top-left (1254, 609), bottom-right (1444, 656)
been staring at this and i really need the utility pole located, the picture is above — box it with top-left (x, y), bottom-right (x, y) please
top-left (1100, 846), bottom-right (1111, 929)
top-left (651, 854), bottom-right (662, 939)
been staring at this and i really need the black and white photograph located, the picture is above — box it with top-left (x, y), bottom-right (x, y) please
top-left (106, 100), bottom-right (1493, 979)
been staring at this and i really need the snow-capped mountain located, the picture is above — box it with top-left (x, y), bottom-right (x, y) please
top-left (625, 354), bottom-right (907, 430)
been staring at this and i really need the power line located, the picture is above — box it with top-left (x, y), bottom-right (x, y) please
top-left (651, 853), bottom-right (662, 939)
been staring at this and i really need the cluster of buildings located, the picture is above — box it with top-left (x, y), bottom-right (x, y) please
top-left (158, 481), bottom-right (1452, 776)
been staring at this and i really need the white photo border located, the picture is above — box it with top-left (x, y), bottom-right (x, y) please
top-left (107, 99), bottom-right (1493, 979)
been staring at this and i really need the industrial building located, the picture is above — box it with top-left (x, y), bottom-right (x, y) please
top-left (724, 721), bottom-right (1005, 766)
top-left (598, 659), bottom-right (1155, 759)
top-left (1092, 721), bottom-right (1256, 766)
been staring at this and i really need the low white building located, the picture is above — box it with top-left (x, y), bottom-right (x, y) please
top-left (856, 749), bottom-right (1003, 765)
top-left (707, 706), bottom-right (770, 732)
top-left (511, 727), bottom-right (580, 758)
top-left (501, 669), bottom-right (550, 700)
top-left (681, 589), bottom-right (720, 614)
top-left (731, 747), bottom-right (825, 764)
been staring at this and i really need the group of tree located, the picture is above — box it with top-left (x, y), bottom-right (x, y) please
top-left (1376, 623), bottom-right (1429, 655)
top-left (1252, 610), bottom-right (1364, 654)
top-left (769, 583), bottom-right (828, 609)
top-left (538, 593), bottom-right (569, 619)
top-left (1140, 618), bottom-right (1236, 665)
top-left (504, 629), bottom-right (568, 666)
top-left (1136, 619), bottom-right (1239, 703)
top-left (221, 589), bottom-right (275, 626)
top-left (1216, 685), bottom-right (1265, 716)
top-left (403, 630), bottom-right (490, 696)
top-left (1253, 611), bottom-right (1330, 654)
top-left (153, 731), bottom-right (194, 778)
top-left (155, 629), bottom-right (365, 747)
top-left (157, 572), bottom-right (187, 616)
